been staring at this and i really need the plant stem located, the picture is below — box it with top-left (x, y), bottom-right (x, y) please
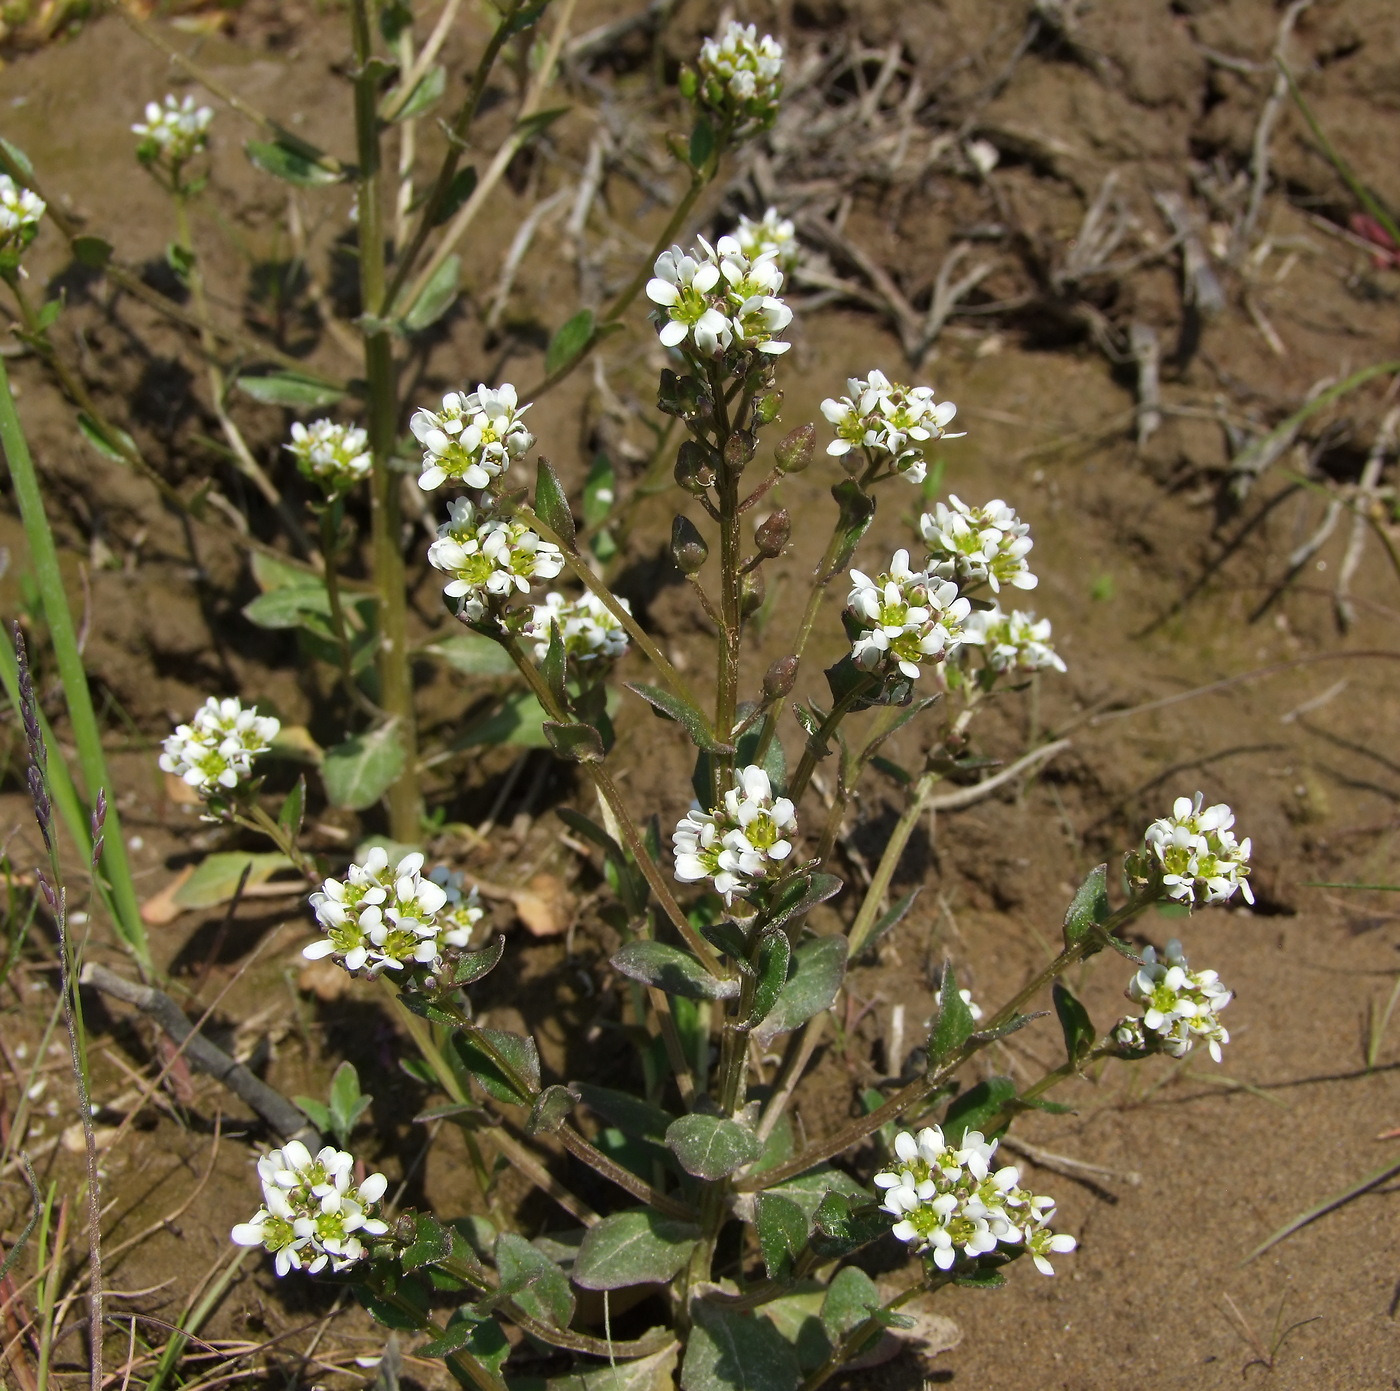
top-left (786, 679), bottom-right (872, 806)
top-left (0, 356), bottom-right (148, 969)
top-left (351, 0), bottom-right (421, 842)
top-left (317, 504), bottom-right (381, 720)
top-left (847, 768), bottom-right (940, 956)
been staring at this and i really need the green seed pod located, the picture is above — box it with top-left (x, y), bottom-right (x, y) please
top-left (754, 509), bottom-right (790, 558)
top-left (763, 655), bottom-right (799, 700)
top-left (775, 422), bottom-right (815, 473)
top-left (671, 515), bottom-right (709, 574)
top-left (740, 567), bottom-right (766, 617)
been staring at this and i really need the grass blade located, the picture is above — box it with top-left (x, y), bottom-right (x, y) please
top-left (1243, 1158), bottom-right (1400, 1262)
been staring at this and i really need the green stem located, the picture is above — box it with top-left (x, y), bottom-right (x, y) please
top-left (317, 505), bottom-right (380, 720)
top-left (0, 354), bottom-right (148, 969)
top-left (351, 0), bottom-right (421, 842)
top-left (242, 804), bottom-right (319, 881)
top-left (847, 768), bottom-right (940, 956)
top-left (786, 679), bottom-right (872, 806)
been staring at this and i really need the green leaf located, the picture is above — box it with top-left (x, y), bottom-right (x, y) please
top-left (1053, 982), bottom-right (1096, 1066)
top-left (688, 117), bottom-right (715, 171)
top-left (611, 941), bottom-right (738, 1000)
top-left (809, 1192), bottom-right (888, 1261)
top-left (76, 412), bottom-right (134, 463)
top-left (820, 1266), bottom-right (881, 1344)
top-left (458, 690), bottom-right (552, 748)
top-left (541, 621), bottom-right (568, 708)
top-left (758, 1291), bottom-right (829, 1374)
top-left (555, 807), bottom-right (626, 865)
top-left (757, 874), bottom-right (843, 936)
top-left (755, 936), bottom-right (848, 1045)
top-left (769, 1168), bottom-right (869, 1224)
top-left (172, 852), bottom-right (294, 910)
top-left (433, 165), bottom-right (477, 225)
top-left (951, 1264), bottom-right (1007, 1289)
top-left (681, 1301), bottom-right (801, 1391)
top-left (33, 297), bottom-right (62, 331)
top-left (417, 1310), bottom-right (485, 1358)
top-left (0, 138), bottom-right (33, 178)
top-left (495, 1231), bottom-right (575, 1327)
top-left (329, 1060), bottom-right (371, 1139)
top-left (401, 1211), bottom-right (455, 1273)
top-left (526, 1083), bottom-right (579, 1136)
top-left (514, 105), bottom-right (570, 142)
top-left (626, 682), bottom-right (731, 754)
top-left (277, 775), bottom-right (306, 843)
top-left (861, 887), bottom-right (919, 956)
top-left (755, 1192), bottom-right (807, 1281)
top-left (391, 63), bottom-right (446, 122)
top-left (293, 1095), bottom-right (332, 1132)
top-left (358, 1276), bottom-right (430, 1331)
top-left (244, 136), bottom-right (343, 187)
top-left (322, 723), bottom-right (406, 810)
top-left (543, 720), bottom-right (604, 762)
top-left (546, 1345), bottom-right (679, 1391)
top-left (665, 1113), bottom-right (760, 1180)
top-left (453, 1027), bottom-right (540, 1106)
top-left (1062, 863), bottom-right (1110, 948)
top-left (421, 632), bottom-right (517, 677)
top-left (571, 1210), bottom-right (700, 1291)
top-left (582, 451), bottom-right (615, 528)
top-left (927, 964), bottom-right (975, 1068)
top-left (403, 253), bottom-right (460, 332)
top-left (573, 1083), bottom-right (675, 1144)
top-left (829, 480), bottom-right (876, 571)
top-left (942, 1076), bottom-right (1017, 1143)
top-left (546, 308), bottom-right (595, 377)
top-left (237, 369), bottom-right (346, 409)
top-left (428, 1317), bottom-right (508, 1374)
top-left (453, 935), bottom-right (506, 987)
top-left (242, 579), bottom-right (332, 630)
top-left (533, 457), bottom-right (575, 548)
top-left (746, 931), bottom-right (790, 1028)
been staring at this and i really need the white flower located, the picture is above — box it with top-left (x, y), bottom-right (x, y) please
top-left (427, 865), bottom-right (485, 949)
top-left (735, 207), bottom-right (799, 274)
top-left (1143, 793), bottom-right (1253, 907)
top-left (846, 550), bottom-right (976, 681)
top-left (673, 765), bottom-right (796, 908)
top-left (523, 591), bottom-right (630, 668)
top-left (231, 1140), bottom-right (388, 1277)
top-left (133, 93), bottom-right (213, 169)
top-left (410, 383), bottom-right (534, 492)
top-left (159, 697), bottom-right (279, 796)
top-left (305, 847), bottom-right (461, 976)
top-left (0, 174), bottom-right (44, 258)
top-left (875, 1126), bottom-right (1073, 1276)
top-left (1116, 940), bottom-right (1233, 1062)
top-left (427, 496), bottom-right (563, 621)
top-left (646, 235), bottom-right (792, 360)
top-left (963, 608), bottom-right (1066, 675)
top-left (285, 419), bottom-right (371, 496)
top-left (821, 370), bottom-right (961, 484)
top-left (965, 138), bottom-right (1000, 177)
top-left (920, 496), bottom-right (1037, 594)
top-left (959, 988), bottom-right (985, 1023)
top-left (694, 22), bottom-right (784, 132)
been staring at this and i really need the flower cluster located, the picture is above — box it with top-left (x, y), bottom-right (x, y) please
top-left (305, 848), bottom-right (481, 976)
top-left (523, 591), bottom-right (631, 668)
top-left (964, 608), bottom-right (1066, 676)
top-left (846, 550), bottom-right (975, 681)
top-left (646, 235), bottom-right (793, 360)
top-left (0, 174), bottom-right (44, 263)
top-left (133, 93), bottom-right (214, 171)
top-left (1142, 794), bottom-right (1253, 907)
top-left (427, 497), bottom-right (564, 621)
top-left (921, 496), bottom-right (1037, 594)
top-left (735, 207), bottom-right (799, 273)
top-left (821, 371), bottom-right (961, 485)
top-left (674, 765), bottom-right (796, 909)
top-left (876, 1127), bottom-right (1075, 1276)
top-left (285, 419), bottom-right (371, 497)
top-left (691, 21), bottom-right (784, 135)
top-left (231, 1140), bottom-right (388, 1277)
top-left (411, 383), bottom-right (534, 492)
top-left (159, 697), bottom-right (279, 796)
top-left (1114, 940), bottom-right (1232, 1062)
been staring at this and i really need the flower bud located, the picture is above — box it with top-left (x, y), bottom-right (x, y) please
top-left (740, 567), bottom-right (766, 617)
top-left (763, 655), bottom-right (798, 700)
top-left (671, 515), bottom-right (709, 574)
top-left (754, 509), bottom-right (789, 558)
top-left (752, 390), bottom-right (783, 426)
top-left (724, 430), bottom-right (757, 472)
top-left (775, 422), bottom-right (815, 473)
top-left (675, 440), bottom-right (715, 494)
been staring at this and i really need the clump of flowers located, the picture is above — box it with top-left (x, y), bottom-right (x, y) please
top-left (846, 550), bottom-right (975, 681)
top-left (159, 697), bottom-right (279, 796)
top-left (0, 173), bottom-right (45, 266)
top-left (411, 383), bottom-right (534, 492)
top-left (133, 93), bottom-right (214, 172)
top-left (735, 206), bottom-right (799, 273)
top-left (821, 370), bottom-right (961, 485)
top-left (646, 235), bottom-right (792, 360)
top-left (305, 848), bottom-right (459, 976)
top-left (673, 765), bottom-right (796, 909)
top-left (1140, 793), bottom-right (1253, 907)
top-left (964, 608), bottom-right (1066, 675)
top-left (427, 865), bottom-right (485, 949)
top-left (285, 419), bottom-right (371, 497)
top-left (688, 21), bottom-right (784, 135)
top-left (230, 1140), bottom-right (388, 1277)
top-left (1114, 940), bottom-right (1232, 1062)
top-left (920, 496), bottom-right (1037, 594)
top-left (875, 1127), bottom-right (1076, 1276)
top-left (523, 590), bottom-right (631, 668)
top-left (427, 496), bottom-right (564, 621)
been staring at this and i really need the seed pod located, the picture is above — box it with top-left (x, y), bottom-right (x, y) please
top-left (775, 422), bottom-right (815, 473)
top-left (752, 390), bottom-right (783, 426)
top-left (740, 567), bottom-right (766, 617)
top-left (723, 429), bottom-right (757, 472)
top-left (675, 440), bottom-right (715, 494)
top-left (763, 655), bottom-right (799, 700)
top-left (671, 515), bottom-right (709, 574)
top-left (754, 509), bottom-right (790, 558)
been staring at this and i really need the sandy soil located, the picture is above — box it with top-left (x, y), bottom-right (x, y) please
top-left (2, 1), bottom-right (1400, 1386)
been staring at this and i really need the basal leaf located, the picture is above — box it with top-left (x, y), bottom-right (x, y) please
top-left (665, 1113), bottom-right (760, 1180)
top-left (322, 723), bottom-right (406, 810)
top-left (546, 308), bottom-right (595, 376)
top-left (755, 1192), bottom-right (807, 1282)
top-left (681, 1301), bottom-right (801, 1391)
top-left (237, 369), bottom-right (346, 409)
top-left (611, 941), bottom-right (738, 1000)
top-left (495, 1231), bottom-right (574, 1327)
top-left (819, 1266), bottom-right (881, 1344)
top-left (172, 852), bottom-right (294, 910)
top-left (571, 1210), bottom-right (699, 1291)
